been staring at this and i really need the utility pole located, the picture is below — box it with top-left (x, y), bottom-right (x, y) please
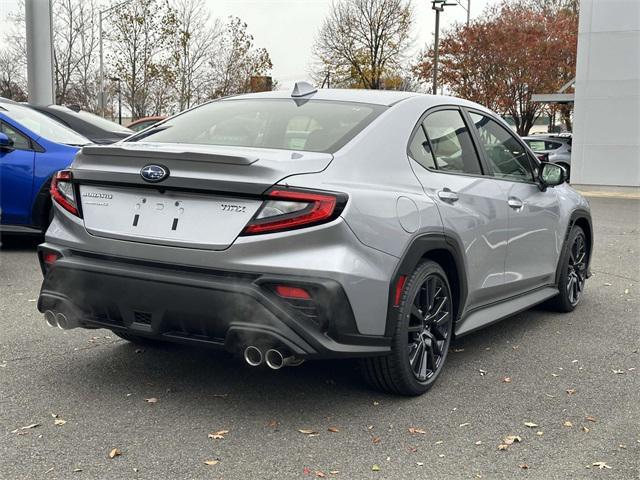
top-left (99, 0), bottom-right (134, 117)
top-left (431, 1), bottom-right (456, 95)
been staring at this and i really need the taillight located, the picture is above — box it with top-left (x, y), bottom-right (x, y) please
top-left (241, 187), bottom-right (346, 235)
top-left (50, 170), bottom-right (78, 216)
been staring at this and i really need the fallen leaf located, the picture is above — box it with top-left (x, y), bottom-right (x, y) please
top-left (54, 419), bottom-right (66, 426)
top-left (586, 415), bottom-right (597, 422)
top-left (329, 470), bottom-right (340, 475)
top-left (327, 427), bottom-right (339, 433)
top-left (298, 429), bottom-right (318, 435)
top-left (551, 373), bottom-right (559, 377)
top-left (501, 377), bottom-right (512, 383)
top-left (536, 431), bottom-right (544, 436)
top-left (408, 427), bottom-right (426, 434)
top-left (438, 454), bottom-right (445, 458)
top-left (497, 444), bottom-right (509, 451)
top-left (316, 471), bottom-right (326, 478)
top-left (566, 389), bottom-right (577, 395)
top-left (267, 419), bottom-right (279, 429)
top-left (144, 397), bottom-right (158, 404)
top-left (416, 462), bottom-right (424, 466)
top-left (479, 369), bottom-right (487, 376)
top-left (204, 460), bottom-right (219, 466)
top-left (524, 422), bottom-right (538, 428)
top-left (592, 462), bottom-right (611, 470)
top-left (372, 436), bottom-right (381, 444)
top-left (434, 440), bottom-right (443, 445)
top-left (11, 423), bottom-right (40, 433)
top-left (73, 468), bottom-right (82, 472)
top-left (408, 446), bottom-right (418, 453)
top-left (518, 464), bottom-right (529, 470)
top-left (108, 448), bottom-right (121, 459)
top-left (612, 369), bottom-right (624, 375)
top-left (303, 467), bottom-right (312, 475)
top-left (371, 464), bottom-right (380, 472)
top-left (475, 441), bottom-right (482, 445)
top-left (582, 426), bottom-right (590, 433)
top-left (208, 429), bottom-right (229, 440)
top-left (459, 422), bottom-right (470, 427)
top-left (603, 282), bottom-right (612, 286)
top-left (564, 421), bottom-right (573, 427)
top-left (503, 435), bottom-right (521, 445)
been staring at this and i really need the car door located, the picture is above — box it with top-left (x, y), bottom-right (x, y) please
top-left (0, 120), bottom-right (36, 225)
top-left (408, 107), bottom-right (510, 312)
top-left (467, 110), bottom-right (562, 296)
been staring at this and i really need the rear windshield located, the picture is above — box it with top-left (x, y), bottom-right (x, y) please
top-left (50, 106), bottom-right (133, 134)
top-left (1, 103), bottom-right (90, 146)
top-left (129, 99), bottom-right (386, 153)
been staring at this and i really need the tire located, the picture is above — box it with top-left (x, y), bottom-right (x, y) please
top-left (546, 225), bottom-right (587, 312)
top-left (112, 331), bottom-right (165, 346)
top-left (361, 260), bottom-right (454, 396)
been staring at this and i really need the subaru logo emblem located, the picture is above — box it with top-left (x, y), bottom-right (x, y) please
top-left (140, 164), bottom-right (168, 183)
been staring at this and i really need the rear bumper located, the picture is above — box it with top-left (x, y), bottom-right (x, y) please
top-left (37, 245), bottom-right (391, 358)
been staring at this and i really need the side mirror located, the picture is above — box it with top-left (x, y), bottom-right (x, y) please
top-left (539, 162), bottom-right (566, 189)
top-left (0, 132), bottom-right (14, 150)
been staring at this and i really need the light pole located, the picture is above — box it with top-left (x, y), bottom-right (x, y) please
top-left (431, 0), bottom-right (457, 95)
top-left (99, 0), bottom-right (135, 117)
top-left (110, 77), bottom-right (122, 124)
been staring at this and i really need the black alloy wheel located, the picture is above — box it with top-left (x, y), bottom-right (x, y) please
top-left (361, 260), bottom-right (454, 396)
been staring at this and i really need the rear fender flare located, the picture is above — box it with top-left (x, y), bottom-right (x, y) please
top-left (384, 232), bottom-right (468, 337)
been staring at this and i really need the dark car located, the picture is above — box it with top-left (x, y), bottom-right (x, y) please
top-left (28, 105), bottom-right (133, 144)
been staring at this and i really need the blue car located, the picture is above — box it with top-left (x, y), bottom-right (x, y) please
top-left (0, 100), bottom-right (90, 234)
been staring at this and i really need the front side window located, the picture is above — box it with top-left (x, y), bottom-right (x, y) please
top-left (131, 99), bottom-right (386, 154)
top-left (421, 109), bottom-right (482, 175)
top-left (469, 112), bottom-right (534, 182)
top-left (0, 121), bottom-right (31, 150)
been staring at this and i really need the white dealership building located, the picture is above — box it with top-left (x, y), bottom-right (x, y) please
top-left (571, 0), bottom-right (639, 188)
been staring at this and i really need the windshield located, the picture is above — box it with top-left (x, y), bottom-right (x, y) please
top-left (50, 105), bottom-right (133, 134)
top-left (130, 99), bottom-right (386, 153)
top-left (1, 103), bottom-right (90, 145)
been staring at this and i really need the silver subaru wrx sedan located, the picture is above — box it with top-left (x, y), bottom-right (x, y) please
top-left (38, 84), bottom-right (592, 396)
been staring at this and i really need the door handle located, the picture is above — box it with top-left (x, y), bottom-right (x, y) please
top-left (438, 188), bottom-right (459, 202)
top-left (508, 197), bottom-right (524, 209)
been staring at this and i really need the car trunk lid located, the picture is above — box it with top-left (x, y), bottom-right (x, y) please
top-left (73, 142), bottom-right (332, 250)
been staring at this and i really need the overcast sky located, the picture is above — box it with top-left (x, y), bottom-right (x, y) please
top-left (0, 0), bottom-right (495, 88)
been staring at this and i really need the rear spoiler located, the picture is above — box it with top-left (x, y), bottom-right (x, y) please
top-left (81, 144), bottom-right (258, 166)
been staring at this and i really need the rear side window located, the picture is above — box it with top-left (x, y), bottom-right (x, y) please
top-left (132, 99), bottom-right (386, 154)
top-left (469, 112), bottom-right (534, 182)
top-left (408, 124), bottom-right (436, 169)
top-left (420, 109), bottom-right (482, 175)
top-left (0, 121), bottom-right (31, 150)
top-left (526, 139), bottom-right (546, 152)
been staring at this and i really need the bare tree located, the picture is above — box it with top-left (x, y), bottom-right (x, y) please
top-left (0, 49), bottom-right (27, 101)
top-left (108, 0), bottom-right (179, 118)
top-left (170, 0), bottom-right (222, 110)
top-left (313, 0), bottom-right (413, 89)
top-left (206, 17), bottom-right (272, 98)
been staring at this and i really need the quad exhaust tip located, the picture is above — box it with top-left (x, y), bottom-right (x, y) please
top-left (43, 310), bottom-right (80, 330)
top-left (265, 349), bottom-right (304, 369)
top-left (44, 310), bottom-right (57, 328)
top-left (243, 346), bottom-right (263, 367)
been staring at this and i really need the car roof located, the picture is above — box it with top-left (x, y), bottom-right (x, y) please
top-left (228, 88), bottom-right (421, 106)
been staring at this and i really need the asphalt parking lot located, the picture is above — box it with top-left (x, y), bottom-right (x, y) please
top-left (1, 196), bottom-right (638, 480)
